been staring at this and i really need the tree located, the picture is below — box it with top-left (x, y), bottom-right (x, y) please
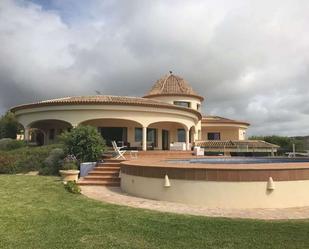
top-left (0, 112), bottom-right (22, 139)
top-left (249, 135), bottom-right (307, 152)
top-left (60, 125), bottom-right (106, 162)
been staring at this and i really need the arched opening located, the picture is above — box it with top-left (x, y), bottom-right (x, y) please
top-left (189, 126), bottom-right (196, 144)
top-left (28, 119), bottom-right (72, 145)
top-left (148, 121), bottom-right (189, 150)
top-left (79, 119), bottom-right (143, 149)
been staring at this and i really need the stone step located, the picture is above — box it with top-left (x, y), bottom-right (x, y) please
top-left (93, 166), bottom-right (120, 171)
top-left (83, 175), bottom-right (120, 181)
top-left (97, 162), bottom-right (122, 167)
top-left (88, 171), bottom-right (119, 176)
top-left (78, 181), bottom-right (120, 186)
top-left (103, 159), bottom-right (126, 163)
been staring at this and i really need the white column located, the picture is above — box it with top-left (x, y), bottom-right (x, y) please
top-left (142, 126), bottom-right (147, 151)
top-left (157, 129), bottom-right (162, 150)
top-left (186, 129), bottom-right (190, 150)
top-left (24, 127), bottom-right (30, 142)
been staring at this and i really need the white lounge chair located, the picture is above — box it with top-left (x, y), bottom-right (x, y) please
top-left (170, 142), bottom-right (186, 151)
top-left (193, 146), bottom-right (204, 156)
top-left (112, 141), bottom-right (127, 159)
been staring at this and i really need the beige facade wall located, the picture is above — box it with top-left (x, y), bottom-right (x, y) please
top-left (146, 96), bottom-right (202, 112)
top-left (81, 119), bottom-right (189, 150)
top-left (121, 173), bottom-right (309, 208)
top-left (15, 104), bottom-right (200, 149)
top-left (239, 128), bottom-right (247, 140)
top-left (145, 95), bottom-right (202, 141)
top-left (201, 126), bottom-right (241, 140)
top-left (15, 104), bottom-right (199, 129)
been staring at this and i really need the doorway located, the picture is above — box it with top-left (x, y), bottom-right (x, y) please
top-left (162, 129), bottom-right (169, 150)
top-left (99, 127), bottom-right (127, 146)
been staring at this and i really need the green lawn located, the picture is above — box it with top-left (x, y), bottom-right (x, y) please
top-left (1, 175), bottom-right (309, 249)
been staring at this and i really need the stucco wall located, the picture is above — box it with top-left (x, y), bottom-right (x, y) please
top-left (201, 126), bottom-right (242, 140)
top-left (15, 104), bottom-right (200, 148)
top-left (145, 96), bottom-right (202, 112)
top-left (121, 173), bottom-right (309, 208)
top-left (15, 104), bottom-right (199, 130)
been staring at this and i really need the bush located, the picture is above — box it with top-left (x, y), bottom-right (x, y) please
top-left (39, 148), bottom-right (65, 175)
top-left (0, 153), bottom-right (17, 174)
top-left (61, 162), bottom-right (78, 170)
top-left (0, 144), bottom-right (63, 174)
top-left (64, 181), bottom-right (81, 194)
top-left (0, 112), bottom-right (22, 139)
top-left (60, 125), bottom-right (106, 162)
top-left (0, 138), bottom-right (26, 151)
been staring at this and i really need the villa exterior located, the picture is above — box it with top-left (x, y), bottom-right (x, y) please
top-left (11, 73), bottom-right (251, 151)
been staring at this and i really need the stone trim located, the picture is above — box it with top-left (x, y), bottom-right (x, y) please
top-left (121, 162), bottom-right (309, 182)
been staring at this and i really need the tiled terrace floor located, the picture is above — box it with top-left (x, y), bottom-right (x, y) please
top-left (81, 186), bottom-right (309, 220)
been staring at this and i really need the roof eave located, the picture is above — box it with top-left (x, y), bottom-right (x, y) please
top-left (143, 93), bottom-right (204, 101)
top-left (11, 100), bottom-right (202, 120)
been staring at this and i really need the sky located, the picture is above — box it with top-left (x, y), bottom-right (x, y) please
top-left (0, 0), bottom-right (309, 136)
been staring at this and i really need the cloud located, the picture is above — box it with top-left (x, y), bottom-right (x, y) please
top-left (0, 0), bottom-right (309, 136)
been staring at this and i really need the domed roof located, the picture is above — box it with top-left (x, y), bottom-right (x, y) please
top-left (144, 73), bottom-right (204, 101)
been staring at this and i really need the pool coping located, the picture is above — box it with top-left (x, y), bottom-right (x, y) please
top-left (121, 158), bottom-right (309, 181)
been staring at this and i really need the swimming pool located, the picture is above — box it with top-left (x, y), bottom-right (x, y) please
top-left (120, 157), bottom-right (309, 208)
top-left (169, 157), bottom-right (309, 164)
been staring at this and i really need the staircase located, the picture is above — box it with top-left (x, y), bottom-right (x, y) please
top-left (78, 159), bottom-right (124, 186)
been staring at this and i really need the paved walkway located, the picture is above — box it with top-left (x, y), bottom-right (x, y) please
top-left (81, 186), bottom-right (309, 220)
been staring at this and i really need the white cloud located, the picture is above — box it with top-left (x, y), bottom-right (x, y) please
top-left (0, 0), bottom-right (309, 136)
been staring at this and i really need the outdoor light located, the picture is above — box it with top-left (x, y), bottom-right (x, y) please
top-left (164, 174), bottom-right (171, 187)
top-left (267, 177), bottom-right (275, 191)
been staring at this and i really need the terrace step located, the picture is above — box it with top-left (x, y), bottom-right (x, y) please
top-left (78, 181), bottom-right (120, 186)
top-left (88, 172), bottom-right (119, 177)
top-left (83, 176), bottom-right (120, 181)
top-left (97, 162), bottom-right (122, 167)
top-left (78, 160), bottom-right (122, 186)
top-left (93, 166), bottom-right (120, 171)
top-left (103, 159), bottom-right (126, 163)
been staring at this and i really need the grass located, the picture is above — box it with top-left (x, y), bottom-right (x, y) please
top-left (1, 175), bottom-right (309, 249)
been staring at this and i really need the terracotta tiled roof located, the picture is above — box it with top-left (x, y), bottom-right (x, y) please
top-left (10, 95), bottom-right (202, 118)
top-left (195, 140), bottom-right (279, 148)
top-left (144, 73), bottom-right (204, 101)
top-left (202, 115), bottom-right (250, 126)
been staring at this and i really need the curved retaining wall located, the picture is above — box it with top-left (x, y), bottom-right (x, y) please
top-left (120, 160), bottom-right (309, 209)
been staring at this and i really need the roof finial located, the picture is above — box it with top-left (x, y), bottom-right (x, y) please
top-left (169, 70), bottom-right (173, 75)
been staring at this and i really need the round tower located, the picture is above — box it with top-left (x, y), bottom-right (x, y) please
top-left (143, 72), bottom-right (204, 112)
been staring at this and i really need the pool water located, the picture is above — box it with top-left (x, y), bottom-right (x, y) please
top-left (169, 157), bottom-right (309, 164)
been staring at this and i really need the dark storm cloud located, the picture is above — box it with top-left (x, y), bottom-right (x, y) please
top-left (0, 0), bottom-right (309, 135)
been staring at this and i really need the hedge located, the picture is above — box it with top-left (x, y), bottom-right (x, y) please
top-left (0, 144), bottom-right (63, 174)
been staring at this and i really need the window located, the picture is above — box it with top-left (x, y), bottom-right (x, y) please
top-left (135, 128), bottom-right (157, 146)
top-left (147, 128), bottom-right (157, 147)
top-left (173, 101), bottom-right (191, 108)
top-left (135, 128), bottom-right (142, 142)
top-left (177, 129), bottom-right (186, 142)
top-left (207, 132), bottom-right (221, 140)
top-left (197, 103), bottom-right (201, 111)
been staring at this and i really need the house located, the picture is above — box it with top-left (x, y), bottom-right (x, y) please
top-left (11, 72), bottom-right (253, 151)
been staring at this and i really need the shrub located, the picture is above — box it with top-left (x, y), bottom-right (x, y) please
top-left (64, 181), bottom-right (81, 194)
top-left (0, 111), bottom-right (22, 139)
top-left (0, 144), bottom-right (63, 174)
top-left (0, 138), bottom-right (26, 151)
top-left (39, 148), bottom-right (65, 175)
top-left (0, 153), bottom-right (17, 174)
top-left (61, 162), bottom-right (78, 170)
top-left (60, 125), bottom-right (106, 162)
